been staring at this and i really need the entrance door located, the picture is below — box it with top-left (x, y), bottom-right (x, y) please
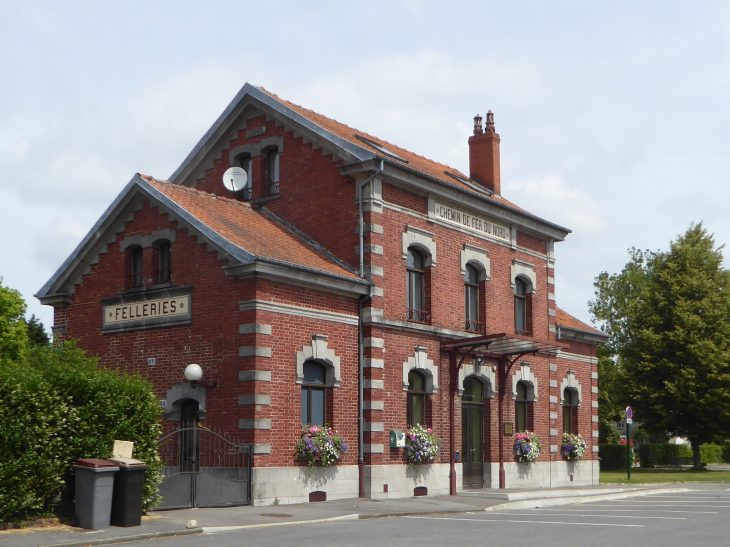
top-left (462, 378), bottom-right (484, 489)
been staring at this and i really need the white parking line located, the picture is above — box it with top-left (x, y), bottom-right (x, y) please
top-left (505, 512), bottom-right (685, 520)
top-left (545, 508), bottom-right (718, 514)
top-left (623, 500), bottom-right (730, 504)
top-left (582, 504), bottom-right (730, 508)
top-left (650, 496), bottom-right (730, 500)
top-left (404, 516), bottom-right (643, 528)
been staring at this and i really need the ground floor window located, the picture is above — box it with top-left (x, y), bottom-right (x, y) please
top-left (301, 361), bottom-right (326, 426)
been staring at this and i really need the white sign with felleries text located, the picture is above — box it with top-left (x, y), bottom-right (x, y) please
top-left (432, 201), bottom-right (511, 242)
top-left (104, 295), bottom-right (190, 326)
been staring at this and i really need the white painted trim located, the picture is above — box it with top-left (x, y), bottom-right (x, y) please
top-left (560, 371), bottom-right (583, 406)
top-left (402, 347), bottom-right (439, 393)
top-left (460, 244), bottom-right (491, 281)
top-left (402, 225), bottom-right (437, 266)
top-left (512, 364), bottom-right (538, 401)
top-left (296, 334), bottom-right (342, 388)
top-left (458, 363), bottom-right (495, 397)
top-left (239, 300), bottom-right (358, 326)
top-left (510, 260), bottom-right (537, 292)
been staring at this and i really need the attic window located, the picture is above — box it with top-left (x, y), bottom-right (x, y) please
top-left (355, 136), bottom-right (406, 162)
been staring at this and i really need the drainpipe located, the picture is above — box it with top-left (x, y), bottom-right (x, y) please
top-left (357, 160), bottom-right (383, 498)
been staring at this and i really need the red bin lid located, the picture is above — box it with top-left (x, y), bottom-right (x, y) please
top-left (74, 458), bottom-right (118, 468)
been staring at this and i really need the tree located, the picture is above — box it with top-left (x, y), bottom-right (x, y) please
top-left (590, 224), bottom-right (730, 469)
top-left (25, 314), bottom-right (50, 347)
top-left (0, 279), bottom-right (29, 362)
top-left (596, 345), bottom-right (622, 444)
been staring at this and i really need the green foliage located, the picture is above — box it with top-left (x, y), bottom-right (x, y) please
top-left (597, 345), bottom-right (622, 444)
top-left (0, 279), bottom-right (29, 362)
top-left (0, 342), bottom-right (162, 523)
top-left (590, 224), bottom-right (730, 467)
top-left (599, 444), bottom-right (627, 471)
top-left (25, 314), bottom-right (50, 347)
top-left (638, 443), bottom-right (692, 468)
top-left (0, 359), bottom-right (77, 522)
top-left (700, 443), bottom-right (724, 464)
top-left (723, 441), bottom-right (730, 463)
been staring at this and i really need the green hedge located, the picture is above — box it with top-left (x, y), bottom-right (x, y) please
top-left (0, 343), bottom-right (162, 523)
top-left (599, 444), bottom-right (628, 471)
top-left (638, 443), bottom-right (692, 467)
top-left (723, 441), bottom-right (730, 463)
top-left (700, 443), bottom-right (724, 464)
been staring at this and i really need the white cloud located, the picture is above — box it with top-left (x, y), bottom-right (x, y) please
top-left (506, 174), bottom-right (607, 235)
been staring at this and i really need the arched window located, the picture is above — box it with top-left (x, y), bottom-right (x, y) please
top-left (407, 370), bottom-right (427, 427)
top-left (406, 248), bottom-right (426, 323)
top-left (514, 278), bottom-right (530, 336)
top-left (563, 388), bottom-right (578, 434)
top-left (266, 148), bottom-right (279, 195)
top-left (129, 246), bottom-right (143, 288)
top-left (464, 264), bottom-right (482, 333)
top-left (301, 361), bottom-right (326, 426)
top-left (515, 381), bottom-right (531, 432)
top-left (157, 241), bottom-right (171, 283)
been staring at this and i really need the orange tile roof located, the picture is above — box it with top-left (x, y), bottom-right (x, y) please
top-left (140, 175), bottom-right (362, 281)
top-left (257, 87), bottom-right (528, 214)
top-left (555, 307), bottom-right (603, 334)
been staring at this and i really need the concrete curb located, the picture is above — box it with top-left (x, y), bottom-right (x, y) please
top-left (202, 514), bottom-right (359, 532)
top-left (37, 527), bottom-right (202, 547)
top-left (484, 487), bottom-right (691, 511)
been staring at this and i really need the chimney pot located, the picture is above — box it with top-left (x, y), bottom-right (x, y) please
top-left (473, 114), bottom-right (483, 135)
top-left (486, 110), bottom-right (495, 132)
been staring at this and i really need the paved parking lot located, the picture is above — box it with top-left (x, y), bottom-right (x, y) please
top-left (121, 484), bottom-right (730, 547)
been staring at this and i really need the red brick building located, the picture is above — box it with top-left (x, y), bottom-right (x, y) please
top-left (37, 84), bottom-right (606, 506)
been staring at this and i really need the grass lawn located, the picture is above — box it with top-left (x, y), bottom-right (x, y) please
top-left (600, 467), bottom-right (730, 483)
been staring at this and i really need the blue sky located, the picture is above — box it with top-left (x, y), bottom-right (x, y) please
top-left (2, 1), bottom-right (729, 330)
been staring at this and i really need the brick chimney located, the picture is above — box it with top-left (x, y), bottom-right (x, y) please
top-left (468, 111), bottom-right (501, 195)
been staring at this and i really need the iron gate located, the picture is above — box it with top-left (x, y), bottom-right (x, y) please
top-left (156, 422), bottom-right (252, 509)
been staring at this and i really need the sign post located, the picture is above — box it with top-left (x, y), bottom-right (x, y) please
top-left (625, 406), bottom-right (633, 480)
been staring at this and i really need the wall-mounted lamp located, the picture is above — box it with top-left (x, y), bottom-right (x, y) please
top-left (184, 363), bottom-right (203, 389)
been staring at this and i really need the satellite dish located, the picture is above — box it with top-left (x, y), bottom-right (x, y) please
top-left (222, 167), bottom-right (248, 192)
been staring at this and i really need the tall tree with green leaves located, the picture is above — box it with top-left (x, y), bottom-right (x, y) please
top-left (590, 224), bottom-right (730, 469)
top-left (25, 314), bottom-right (50, 347)
top-left (0, 279), bottom-right (29, 362)
top-left (597, 345), bottom-right (622, 444)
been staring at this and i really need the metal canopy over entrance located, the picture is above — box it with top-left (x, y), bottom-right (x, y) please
top-left (441, 333), bottom-right (569, 492)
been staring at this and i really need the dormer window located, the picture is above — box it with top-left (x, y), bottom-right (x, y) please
top-left (266, 148), bottom-right (279, 195)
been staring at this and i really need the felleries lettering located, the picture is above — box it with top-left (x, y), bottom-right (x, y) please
top-left (433, 202), bottom-right (510, 241)
top-left (104, 295), bottom-right (190, 325)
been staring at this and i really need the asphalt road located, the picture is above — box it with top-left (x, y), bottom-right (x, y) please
top-left (124, 484), bottom-right (730, 547)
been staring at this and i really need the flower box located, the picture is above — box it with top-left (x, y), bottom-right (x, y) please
top-left (513, 431), bottom-right (542, 463)
top-left (405, 424), bottom-right (441, 464)
top-left (295, 425), bottom-right (348, 467)
top-left (561, 433), bottom-right (587, 461)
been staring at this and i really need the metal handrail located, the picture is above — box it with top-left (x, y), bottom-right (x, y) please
top-left (465, 319), bottom-right (486, 334)
top-left (406, 308), bottom-right (429, 324)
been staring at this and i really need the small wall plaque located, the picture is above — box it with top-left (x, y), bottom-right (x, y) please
top-left (503, 422), bottom-right (514, 436)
